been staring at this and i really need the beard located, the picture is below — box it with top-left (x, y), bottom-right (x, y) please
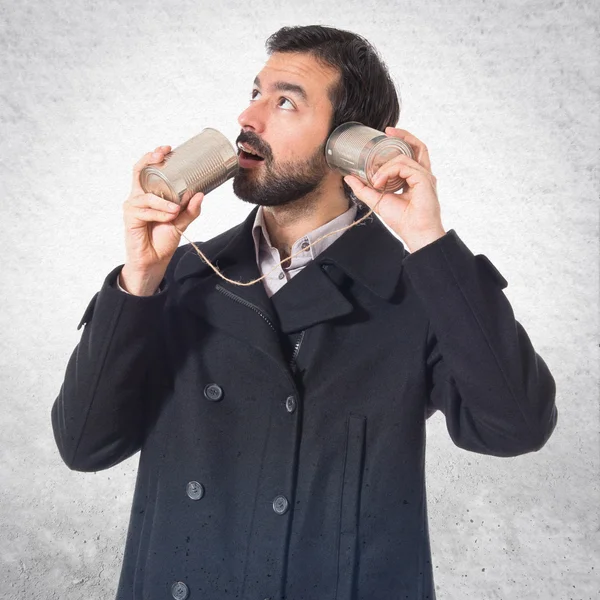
top-left (232, 141), bottom-right (330, 208)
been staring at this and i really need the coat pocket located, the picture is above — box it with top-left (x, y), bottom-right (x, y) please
top-left (336, 414), bottom-right (367, 600)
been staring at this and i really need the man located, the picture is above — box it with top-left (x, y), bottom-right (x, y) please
top-left (51, 25), bottom-right (557, 600)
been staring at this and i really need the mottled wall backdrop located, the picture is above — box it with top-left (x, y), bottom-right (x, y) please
top-left (1, 0), bottom-right (598, 598)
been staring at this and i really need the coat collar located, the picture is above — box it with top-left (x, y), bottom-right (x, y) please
top-left (174, 203), bottom-right (407, 303)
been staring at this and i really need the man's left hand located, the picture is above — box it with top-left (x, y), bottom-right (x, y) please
top-left (344, 127), bottom-right (446, 252)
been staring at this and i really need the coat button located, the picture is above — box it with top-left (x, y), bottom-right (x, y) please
top-left (272, 495), bottom-right (289, 515)
top-left (285, 395), bottom-right (297, 413)
top-left (186, 481), bottom-right (205, 500)
top-left (204, 383), bottom-right (223, 402)
top-left (171, 581), bottom-right (189, 600)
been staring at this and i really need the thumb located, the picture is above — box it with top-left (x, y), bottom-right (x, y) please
top-left (173, 192), bottom-right (204, 232)
top-left (344, 175), bottom-right (385, 211)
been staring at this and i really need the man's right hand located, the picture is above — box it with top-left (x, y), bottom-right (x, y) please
top-left (120, 145), bottom-right (205, 296)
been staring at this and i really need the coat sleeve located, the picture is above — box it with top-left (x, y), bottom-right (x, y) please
top-left (402, 230), bottom-right (558, 457)
top-left (50, 250), bottom-right (183, 472)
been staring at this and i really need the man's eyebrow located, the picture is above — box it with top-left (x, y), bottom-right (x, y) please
top-left (253, 76), bottom-right (309, 104)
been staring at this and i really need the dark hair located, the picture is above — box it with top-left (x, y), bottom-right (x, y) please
top-left (264, 25), bottom-right (401, 205)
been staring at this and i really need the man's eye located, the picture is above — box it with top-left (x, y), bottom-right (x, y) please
top-left (278, 97), bottom-right (294, 109)
top-left (250, 90), bottom-right (294, 109)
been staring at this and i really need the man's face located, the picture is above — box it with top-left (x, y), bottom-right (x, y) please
top-left (232, 52), bottom-right (340, 208)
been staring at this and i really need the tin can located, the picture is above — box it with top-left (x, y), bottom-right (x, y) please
top-left (140, 128), bottom-right (239, 205)
top-left (325, 122), bottom-right (414, 193)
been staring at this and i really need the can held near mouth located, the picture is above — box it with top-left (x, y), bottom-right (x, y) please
top-left (325, 122), bottom-right (414, 193)
top-left (140, 128), bottom-right (239, 205)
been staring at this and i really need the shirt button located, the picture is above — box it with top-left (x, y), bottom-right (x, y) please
top-left (186, 481), bottom-right (205, 500)
top-left (301, 240), bottom-right (310, 251)
top-left (285, 395), bottom-right (297, 413)
top-left (278, 272), bottom-right (285, 280)
top-left (171, 581), bottom-right (189, 600)
top-left (272, 495), bottom-right (289, 515)
top-left (204, 383), bottom-right (223, 402)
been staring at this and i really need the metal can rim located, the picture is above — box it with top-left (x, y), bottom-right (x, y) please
top-left (140, 166), bottom-right (179, 203)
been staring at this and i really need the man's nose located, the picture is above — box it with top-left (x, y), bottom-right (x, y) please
top-left (237, 101), bottom-right (266, 133)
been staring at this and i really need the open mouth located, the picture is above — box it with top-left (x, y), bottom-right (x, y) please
top-left (237, 146), bottom-right (266, 169)
top-left (239, 149), bottom-right (265, 162)
top-left (237, 141), bottom-right (266, 165)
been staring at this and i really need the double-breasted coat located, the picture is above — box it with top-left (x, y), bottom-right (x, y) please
top-left (51, 204), bottom-right (557, 600)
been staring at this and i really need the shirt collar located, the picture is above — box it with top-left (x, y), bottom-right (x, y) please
top-left (251, 203), bottom-right (359, 267)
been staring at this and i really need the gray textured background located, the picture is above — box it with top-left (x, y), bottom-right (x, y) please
top-left (1, 0), bottom-right (598, 598)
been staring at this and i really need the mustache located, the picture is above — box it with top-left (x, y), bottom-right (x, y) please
top-left (236, 132), bottom-right (269, 159)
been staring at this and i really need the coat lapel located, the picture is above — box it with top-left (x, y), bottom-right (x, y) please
top-left (317, 207), bottom-right (408, 300)
top-left (174, 208), bottom-right (286, 369)
top-left (268, 259), bottom-right (354, 334)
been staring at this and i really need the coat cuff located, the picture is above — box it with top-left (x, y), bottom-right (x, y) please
top-left (402, 229), bottom-right (508, 293)
top-left (77, 265), bottom-right (168, 331)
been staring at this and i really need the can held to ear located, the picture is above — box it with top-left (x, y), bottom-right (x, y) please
top-left (325, 122), bottom-right (414, 193)
top-left (140, 128), bottom-right (239, 206)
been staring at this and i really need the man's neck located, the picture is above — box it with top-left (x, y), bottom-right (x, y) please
top-left (261, 192), bottom-right (351, 263)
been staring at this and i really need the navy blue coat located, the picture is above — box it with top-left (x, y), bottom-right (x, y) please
top-left (51, 205), bottom-right (557, 600)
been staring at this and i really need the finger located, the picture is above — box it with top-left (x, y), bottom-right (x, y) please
top-left (372, 158), bottom-right (432, 189)
top-left (125, 206), bottom-right (180, 224)
top-left (385, 127), bottom-right (431, 171)
top-left (132, 149), bottom-right (169, 190)
top-left (374, 154), bottom-right (430, 182)
top-left (129, 192), bottom-right (181, 214)
top-left (154, 145), bottom-right (172, 153)
top-left (344, 175), bottom-right (408, 213)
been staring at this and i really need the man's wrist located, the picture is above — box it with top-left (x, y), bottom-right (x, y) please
top-left (117, 272), bottom-right (132, 294)
top-left (119, 265), bottom-right (165, 296)
top-left (403, 228), bottom-right (447, 253)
